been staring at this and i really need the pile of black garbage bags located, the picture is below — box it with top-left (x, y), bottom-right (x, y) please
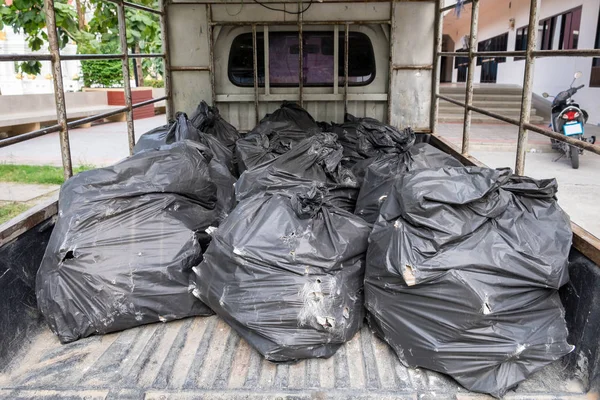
top-left (37, 101), bottom-right (574, 397)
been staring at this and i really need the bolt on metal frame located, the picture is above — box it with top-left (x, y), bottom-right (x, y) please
top-left (0, 0), bottom-right (171, 179)
top-left (433, 0), bottom-right (600, 175)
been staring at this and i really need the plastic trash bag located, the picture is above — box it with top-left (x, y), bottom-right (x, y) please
top-left (132, 122), bottom-right (176, 153)
top-left (235, 102), bottom-right (321, 173)
top-left (191, 186), bottom-right (372, 362)
top-left (236, 132), bottom-right (360, 212)
top-left (260, 101), bottom-right (320, 132)
top-left (134, 113), bottom-right (236, 176)
top-left (236, 120), bottom-right (314, 173)
top-left (364, 166), bottom-right (574, 397)
top-left (354, 142), bottom-right (463, 223)
top-left (36, 141), bottom-right (236, 344)
top-left (328, 114), bottom-right (415, 171)
top-left (189, 100), bottom-right (242, 154)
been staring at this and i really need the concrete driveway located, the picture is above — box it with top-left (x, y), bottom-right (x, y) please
top-left (471, 150), bottom-right (600, 238)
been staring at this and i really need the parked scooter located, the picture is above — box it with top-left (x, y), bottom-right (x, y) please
top-left (543, 71), bottom-right (595, 169)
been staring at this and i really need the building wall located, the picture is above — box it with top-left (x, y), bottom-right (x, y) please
top-left (443, 0), bottom-right (600, 125)
top-left (0, 29), bottom-right (82, 95)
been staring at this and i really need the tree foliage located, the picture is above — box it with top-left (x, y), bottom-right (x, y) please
top-left (79, 40), bottom-right (123, 87)
top-left (0, 0), bottom-right (162, 80)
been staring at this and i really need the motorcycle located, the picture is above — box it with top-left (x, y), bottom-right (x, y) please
top-left (543, 71), bottom-right (595, 169)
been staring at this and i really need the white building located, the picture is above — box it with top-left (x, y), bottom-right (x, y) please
top-left (0, 28), bottom-right (82, 96)
top-left (442, 0), bottom-right (600, 125)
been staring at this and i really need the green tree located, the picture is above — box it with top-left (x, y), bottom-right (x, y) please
top-left (79, 40), bottom-right (123, 87)
top-left (0, 0), bottom-right (162, 81)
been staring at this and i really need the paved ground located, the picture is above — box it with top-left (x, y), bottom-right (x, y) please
top-left (0, 115), bottom-right (168, 167)
top-left (0, 116), bottom-right (599, 237)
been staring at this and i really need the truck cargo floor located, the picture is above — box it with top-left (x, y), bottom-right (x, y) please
top-left (0, 316), bottom-right (587, 399)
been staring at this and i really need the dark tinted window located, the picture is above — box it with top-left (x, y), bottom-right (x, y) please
top-left (592, 8), bottom-right (600, 87)
top-left (476, 32), bottom-right (508, 66)
top-left (515, 26), bottom-right (527, 61)
top-left (228, 31), bottom-right (375, 87)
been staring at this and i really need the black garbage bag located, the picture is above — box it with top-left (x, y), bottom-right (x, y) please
top-left (236, 133), bottom-right (360, 211)
top-left (260, 101), bottom-right (320, 132)
top-left (354, 142), bottom-right (463, 223)
top-left (134, 113), bottom-right (236, 176)
top-left (189, 101), bottom-right (241, 155)
top-left (132, 122), bottom-right (176, 154)
top-left (327, 114), bottom-right (416, 170)
top-left (364, 166), bottom-right (574, 397)
top-left (235, 120), bottom-right (313, 173)
top-left (192, 186), bottom-right (372, 362)
top-left (36, 141), bottom-right (236, 344)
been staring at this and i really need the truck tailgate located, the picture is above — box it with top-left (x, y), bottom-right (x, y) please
top-left (0, 315), bottom-right (586, 399)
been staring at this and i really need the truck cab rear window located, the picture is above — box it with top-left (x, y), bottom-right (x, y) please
top-left (228, 31), bottom-right (375, 87)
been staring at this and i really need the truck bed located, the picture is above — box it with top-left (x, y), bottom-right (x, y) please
top-left (0, 315), bottom-right (586, 399)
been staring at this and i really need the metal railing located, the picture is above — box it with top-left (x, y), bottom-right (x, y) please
top-left (431, 0), bottom-right (600, 175)
top-left (0, 0), bottom-right (173, 180)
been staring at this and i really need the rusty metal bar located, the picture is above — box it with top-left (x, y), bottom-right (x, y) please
top-left (69, 97), bottom-right (168, 128)
top-left (264, 25), bottom-right (270, 96)
top-left (534, 49), bottom-right (600, 57)
top-left (252, 24), bottom-right (260, 125)
top-left (333, 25), bottom-right (339, 95)
top-left (298, 0), bottom-right (304, 108)
top-left (515, 0), bottom-right (540, 175)
top-left (387, 0), bottom-right (395, 124)
top-left (344, 23), bottom-right (350, 116)
top-left (440, 0), bottom-right (473, 12)
top-left (117, 0), bottom-right (135, 155)
top-left (44, 0), bottom-right (72, 180)
top-left (0, 53), bottom-right (164, 62)
top-left (209, 20), bottom-right (391, 26)
top-left (440, 50), bottom-right (525, 57)
top-left (430, 0), bottom-right (442, 134)
top-left (207, 4), bottom-right (216, 106)
top-left (461, 0), bottom-right (478, 156)
top-left (0, 54), bottom-right (52, 62)
top-left (393, 64), bottom-right (433, 70)
top-left (437, 94), bottom-right (600, 156)
top-left (0, 97), bottom-right (167, 149)
top-left (0, 125), bottom-right (61, 148)
top-left (170, 66), bottom-right (210, 71)
top-left (103, 0), bottom-right (162, 15)
top-left (160, 0), bottom-right (174, 120)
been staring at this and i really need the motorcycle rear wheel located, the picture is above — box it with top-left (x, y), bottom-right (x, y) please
top-left (570, 146), bottom-right (580, 169)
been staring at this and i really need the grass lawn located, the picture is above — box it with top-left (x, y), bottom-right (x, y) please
top-left (0, 164), bottom-right (93, 185)
top-left (0, 202), bottom-right (31, 225)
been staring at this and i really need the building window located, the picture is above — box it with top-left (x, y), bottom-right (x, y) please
top-left (228, 31), bottom-right (375, 87)
top-left (476, 32), bottom-right (508, 66)
top-left (539, 7), bottom-right (582, 51)
top-left (592, 8), bottom-right (600, 87)
top-left (539, 16), bottom-right (557, 50)
top-left (559, 7), bottom-right (582, 50)
top-left (514, 26), bottom-right (527, 61)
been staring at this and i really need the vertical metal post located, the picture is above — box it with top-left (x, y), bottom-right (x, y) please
top-left (207, 5), bottom-right (216, 106)
top-left (387, 0), bottom-right (395, 125)
top-left (461, 0), bottom-right (479, 156)
top-left (44, 0), bottom-right (72, 179)
top-left (117, 0), bottom-right (135, 154)
top-left (344, 23), bottom-right (349, 115)
top-left (430, 0), bottom-right (443, 134)
top-left (515, 0), bottom-right (540, 175)
top-left (160, 0), bottom-right (174, 121)
top-left (333, 25), bottom-right (339, 95)
top-left (298, 0), bottom-right (304, 107)
top-left (252, 24), bottom-right (260, 125)
top-left (264, 25), bottom-right (270, 96)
